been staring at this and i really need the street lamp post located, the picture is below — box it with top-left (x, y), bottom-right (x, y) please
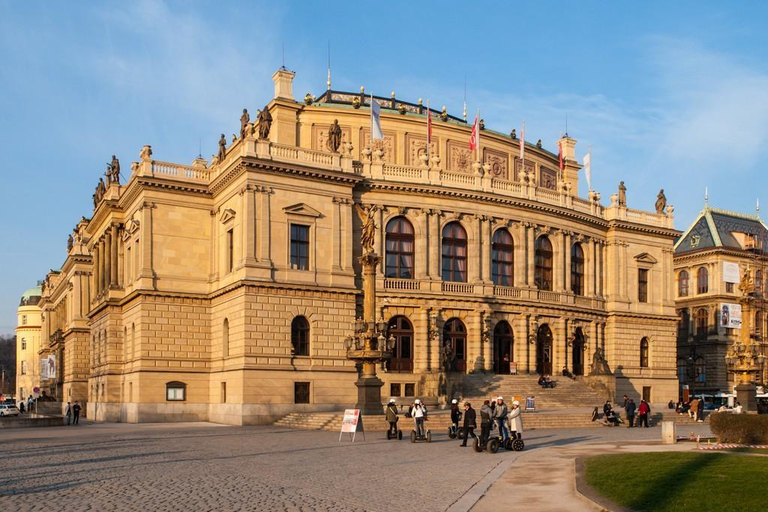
top-left (345, 205), bottom-right (394, 415)
top-left (725, 269), bottom-right (767, 412)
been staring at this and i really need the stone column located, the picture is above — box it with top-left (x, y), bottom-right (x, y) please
top-left (429, 211), bottom-right (440, 278)
top-left (416, 210), bottom-right (428, 279)
top-left (564, 232), bottom-right (572, 294)
top-left (555, 230), bottom-right (566, 292)
top-left (91, 245), bottom-right (99, 299)
top-left (110, 224), bottom-right (118, 288)
top-left (100, 239), bottom-right (108, 293)
top-left (414, 308), bottom-right (429, 372)
top-left (483, 311), bottom-right (493, 371)
top-left (259, 189), bottom-right (272, 266)
top-left (526, 224), bottom-right (535, 286)
top-left (243, 185), bottom-right (257, 266)
top-left (468, 216), bottom-right (481, 283)
top-left (481, 217), bottom-right (492, 284)
top-left (331, 198), bottom-right (343, 271)
top-left (139, 202), bottom-right (155, 283)
top-left (469, 310), bottom-right (482, 371)
top-left (428, 308), bottom-right (441, 372)
top-left (514, 224), bottom-right (526, 287)
top-left (586, 239), bottom-right (595, 297)
top-left (598, 242), bottom-right (605, 297)
top-left (374, 206), bottom-right (384, 274)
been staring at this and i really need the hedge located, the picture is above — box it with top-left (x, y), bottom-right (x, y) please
top-left (709, 412), bottom-right (768, 444)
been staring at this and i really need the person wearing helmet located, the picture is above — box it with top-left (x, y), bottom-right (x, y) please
top-left (450, 398), bottom-right (462, 436)
top-left (410, 399), bottom-right (428, 437)
top-left (479, 399), bottom-right (493, 447)
top-left (493, 396), bottom-right (509, 443)
top-left (385, 398), bottom-right (399, 437)
top-left (509, 400), bottom-right (523, 440)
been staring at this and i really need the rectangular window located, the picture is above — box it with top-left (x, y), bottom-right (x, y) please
top-left (22, 315), bottom-right (27, 325)
top-left (166, 383), bottom-right (186, 401)
top-left (129, 382), bottom-right (133, 402)
top-left (294, 382), bottom-right (310, 404)
top-left (20, 361), bottom-right (26, 375)
top-left (390, 383), bottom-right (401, 397)
top-left (126, 247), bottom-right (131, 282)
top-left (638, 269), bottom-right (649, 303)
top-left (21, 338), bottom-right (26, 350)
top-left (221, 382), bottom-right (227, 403)
top-left (290, 224), bottom-right (310, 271)
top-left (404, 383), bottom-right (415, 397)
top-left (726, 282), bottom-right (734, 293)
top-left (227, 229), bottom-right (234, 273)
top-left (642, 386), bottom-right (652, 403)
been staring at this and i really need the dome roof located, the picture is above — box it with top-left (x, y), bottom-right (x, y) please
top-left (19, 285), bottom-right (42, 307)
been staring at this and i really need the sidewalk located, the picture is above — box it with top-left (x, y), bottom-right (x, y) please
top-left (457, 436), bottom-right (705, 512)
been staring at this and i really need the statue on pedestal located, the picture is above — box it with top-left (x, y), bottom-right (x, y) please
top-left (655, 189), bottom-right (666, 214)
top-left (139, 145), bottom-right (152, 160)
top-left (257, 106), bottom-right (273, 139)
top-left (217, 134), bottom-right (227, 161)
top-left (107, 155), bottom-right (120, 185)
top-left (355, 204), bottom-right (376, 254)
top-left (327, 119), bottom-right (342, 153)
top-left (590, 347), bottom-right (613, 375)
top-left (240, 108), bottom-right (250, 139)
top-left (618, 181), bottom-right (627, 206)
top-left (67, 234), bottom-right (73, 252)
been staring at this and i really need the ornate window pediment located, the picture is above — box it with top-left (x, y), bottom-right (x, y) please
top-left (634, 252), bottom-right (658, 265)
top-left (219, 208), bottom-right (236, 224)
top-left (283, 203), bottom-right (322, 218)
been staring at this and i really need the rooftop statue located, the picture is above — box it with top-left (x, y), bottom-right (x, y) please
top-left (139, 145), bottom-right (152, 160)
top-left (510, 129), bottom-right (516, 140)
top-left (240, 108), bottom-right (250, 139)
top-left (655, 189), bottom-right (666, 214)
top-left (618, 181), bottom-right (627, 207)
top-left (107, 155), bottom-right (120, 185)
top-left (67, 234), bottom-right (73, 252)
top-left (257, 106), bottom-right (273, 139)
top-left (217, 134), bottom-right (227, 161)
top-left (327, 119), bottom-right (342, 153)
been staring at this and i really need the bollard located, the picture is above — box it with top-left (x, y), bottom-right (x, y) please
top-left (661, 420), bottom-right (676, 444)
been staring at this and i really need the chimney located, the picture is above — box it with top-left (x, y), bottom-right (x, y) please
top-left (558, 135), bottom-right (579, 195)
top-left (272, 68), bottom-right (295, 101)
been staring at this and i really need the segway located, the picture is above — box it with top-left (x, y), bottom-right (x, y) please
top-left (473, 434), bottom-right (500, 453)
top-left (511, 437), bottom-right (525, 451)
top-left (386, 424), bottom-right (403, 440)
top-left (448, 423), bottom-right (464, 439)
top-left (410, 424), bottom-right (432, 443)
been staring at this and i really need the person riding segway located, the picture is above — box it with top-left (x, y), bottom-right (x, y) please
top-left (493, 396), bottom-right (512, 450)
top-left (448, 398), bottom-right (464, 439)
top-left (460, 402), bottom-right (478, 447)
top-left (385, 398), bottom-right (402, 440)
top-left (473, 399), bottom-right (500, 453)
top-left (508, 400), bottom-right (525, 451)
top-left (409, 399), bottom-right (431, 443)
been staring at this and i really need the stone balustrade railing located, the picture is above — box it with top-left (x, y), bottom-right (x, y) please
top-left (145, 140), bottom-right (674, 230)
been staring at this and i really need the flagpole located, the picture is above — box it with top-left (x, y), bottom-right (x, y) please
top-left (476, 109), bottom-right (480, 162)
top-left (426, 99), bottom-right (431, 163)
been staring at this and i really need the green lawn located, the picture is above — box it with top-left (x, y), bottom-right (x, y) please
top-left (725, 447), bottom-right (768, 455)
top-left (584, 452), bottom-right (768, 512)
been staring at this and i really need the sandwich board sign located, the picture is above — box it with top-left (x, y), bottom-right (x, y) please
top-left (339, 409), bottom-right (365, 442)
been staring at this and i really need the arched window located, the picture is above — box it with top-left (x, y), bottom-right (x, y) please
top-left (696, 308), bottom-right (708, 337)
top-left (571, 243), bottom-right (585, 295)
top-left (491, 229), bottom-right (514, 286)
top-left (678, 270), bottom-right (689, 297)
top-left (291, 316), bottom-right (310, 356)
top-left (387, 316), bottom-right (413, 372)
top-left (442, 222), bottom-right (468, 283)
top-left (223, 318), bottom-right (230, 358)
top-left (493, 321), bottom-right (514, 374)
top-left (442, 318), bottom-right (467, 372)
top-left (697, 267), bottom-right (708, 294)
top-left (677, 309), bottom-right (689, 339)
top-left (385, 217), bottom-right (415, 279)
top-left (640, 337), bottom-right (649, 368)
top-left (534, 236), bottom-right (553, 291)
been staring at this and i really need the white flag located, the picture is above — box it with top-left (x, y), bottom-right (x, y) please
top-left (371, 96), bottom-right (384, 140)
top-left (583, 151), bottom-right (592, 191)
top-left (519, 120), bottom-right (525, 161)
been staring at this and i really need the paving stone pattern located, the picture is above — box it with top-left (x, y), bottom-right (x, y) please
top-left (0, 422), bottom-right (713, 512)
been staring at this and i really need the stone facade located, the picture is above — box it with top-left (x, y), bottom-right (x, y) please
top-left (15, 286), bottom-right (42, 402)
top-left (674, 206), bottom-right (768, 395)
top-left (32, 68), bottom-right (680, 424)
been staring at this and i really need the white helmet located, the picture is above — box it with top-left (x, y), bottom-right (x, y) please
top-left (389, 398), bottom-right (396, 404)
top-left (497, 396), bottom-right (504, 401)
top-left (414, 399), bottom-right (421, 404)
top-left (513, 400), bottom-right (520, 406)
top-left (451, 399), bottom-right (458, 404)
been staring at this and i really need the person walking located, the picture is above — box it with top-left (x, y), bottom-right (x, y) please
top-left (460, 402), bottom-right (477, 447)
top-left (637, 399), bottom-right (650, 428)
top-left (625, 398), bottom-right (636, 428)
top-left (508, 400), bottom-right (524, 440)
top-left (385, 399), bottom-right (398, 437)
top-left (27, 395), bottom-right (34, 413)
top-left (493, 396), bottom-right (509, 443)
top-left (689, 397), bottom-right (699, 420)
top-left (696, 398), bottom-right (704, 423)
top-left (72, 401), bottom-right (81, 425)
top-left (450, 399), bottom-right (462, 437)
top-left (479, 400), bottom-right (493, 447)
top-left (65, 402), bottom-right (72, 425)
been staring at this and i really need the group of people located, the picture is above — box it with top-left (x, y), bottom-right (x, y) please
top-left (599, 396), bottom-right (651, 428)
top-left (457, 396), bottom-right (523, 448)
top-left (537, 375), bottom-right (556, 388)
top-left (64, 401), bottom-right (82, 425)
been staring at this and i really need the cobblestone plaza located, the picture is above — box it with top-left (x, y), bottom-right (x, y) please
top-left (0, 422), bottom-right (713, 512)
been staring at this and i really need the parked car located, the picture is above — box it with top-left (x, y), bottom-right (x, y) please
top-left (0, 403), bottom-right (21, 417)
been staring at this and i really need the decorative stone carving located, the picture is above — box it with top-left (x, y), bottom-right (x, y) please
top-left (618, 181), bottom-right (627, 207)
top-left (361, 130), bottom-right (394, 162)
top-left (655, 189), bottom-right (667, 214)
top-left (514, 158), bottom-right (535, 182)
top-left (139, 145), bottom-right (152, 160)
top-left (217, 134), bottom-right (227, 161)
top-left (539, 167), bottom-right (557, 190)
top-left (240, 109), bottom-right (250, 139)
top-left (406, 134), bottom-right (437, 166)
top-left (483, 148), bottom-right (508, 179)
top-left (314, 124), bottom-right (351, 153)
top-left (327, 119), bottom-right (342, 153)
top-left (257, 106), bottom-right (272, 139)
top-left (448, 142), bottom-right (472, 173)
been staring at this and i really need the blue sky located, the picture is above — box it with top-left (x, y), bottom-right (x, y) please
top-left (1, 1), bottom-right (767, 334)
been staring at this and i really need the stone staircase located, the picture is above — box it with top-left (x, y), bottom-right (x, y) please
top-left (457, 374), bottom-right (608, 410)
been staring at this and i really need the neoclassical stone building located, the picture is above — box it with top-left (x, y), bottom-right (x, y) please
top-left (35, 68), bottom-right (680, 424)
top-left (674, 205), bottom-right (768, 395)
top-left (16, 285), bottom-right (43, 401)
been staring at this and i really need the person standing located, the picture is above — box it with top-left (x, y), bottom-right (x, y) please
top-left (27, 395), bottom-right (34, 413)
top-left (689, 397), bottom-right (699, 420)
top-left (696, 398), bottom-right (704, 422)
top-left (493, 397), bottom-right (509, 442)
top-left (638, 399), bottom-right (650, 428)
top-left (508, 400), bottom-right (524, 440)
top-left (385, 399), bottom-right (398, 437)
top-left (622, 395), bottom-right (629, 409)
top-left (72, 401), bottom-right (81, 425)
top-left (479, 400), bottom-right (493, 447)
top-left (450, 399), bottom-right (462, 437)
top-left (460, 402), bottom-right (477, 447)
top-left (625, 398), bottom-right (636, 428)
top-left (65, 402), bottom-right (72, 425)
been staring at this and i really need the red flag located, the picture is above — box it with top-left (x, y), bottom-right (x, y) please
top-left (469, 115), bottom-right (479, 150)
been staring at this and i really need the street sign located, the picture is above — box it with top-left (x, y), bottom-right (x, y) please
top-left (33, 387), bottom-right (40, 394)
top-left (339, 409), bottom-right (365, 442)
